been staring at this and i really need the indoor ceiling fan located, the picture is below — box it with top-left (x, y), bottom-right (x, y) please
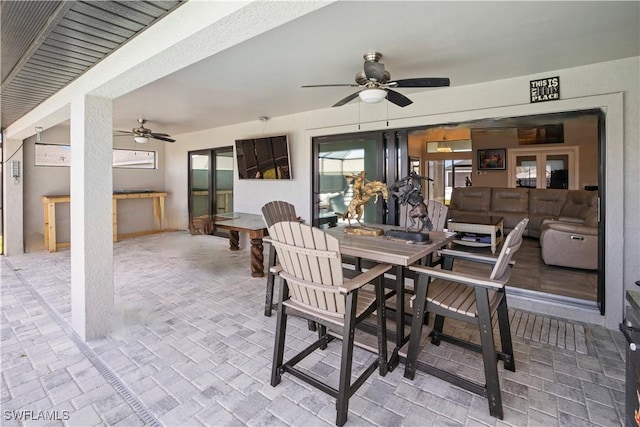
top-left (114, 119), bottom-right (175, 143)
top-left (302, 51), bottom-right (450, 108)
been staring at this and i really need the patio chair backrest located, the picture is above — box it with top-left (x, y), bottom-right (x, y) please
top-left (490, 217), bottom-right (529, 281)
top-left (427, 200), bottom-right (449, 231)
top-left (262, 201), bottom-right (297, 227)
top-left (268, 221), bottom-right (347, 315)
top-left (400, 200), bottom-right (449, 231)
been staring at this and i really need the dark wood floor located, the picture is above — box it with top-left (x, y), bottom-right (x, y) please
top-left (448, 237), bottom-right (598, 302)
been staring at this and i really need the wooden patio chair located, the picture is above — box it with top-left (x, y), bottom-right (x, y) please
top-left (391, 200), bottom-right (449, 322)
top-left (262, 200), bottom-right (298, 228)
top-left (426, 199), bottom-right (449, 231)
top-left (403, 218), bottom-right (529, 420)
top-left (269, 221), bottom-right (391, 427)
top-left (418, 200), bottom-right (449, 266)
top-left (262, 201), bottom-right (298, 317)
top-left (399, 199), bottom-right (448, 233)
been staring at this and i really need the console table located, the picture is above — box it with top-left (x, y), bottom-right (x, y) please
top-left (41, 191), bottom-right (167, 252)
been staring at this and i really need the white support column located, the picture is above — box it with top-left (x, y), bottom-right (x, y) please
top-left (2, 138), bottom-right (24, 255)
top-left (70, 95), bottom-right (113, 341)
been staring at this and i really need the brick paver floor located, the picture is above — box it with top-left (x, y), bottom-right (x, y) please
top-left (1, 231), bottom-right (627, 426)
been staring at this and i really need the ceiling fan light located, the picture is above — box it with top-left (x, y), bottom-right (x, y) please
top-left (134, 136), bottom-right (149, 144)
top-left (359, 88), bottom-right (387, 104)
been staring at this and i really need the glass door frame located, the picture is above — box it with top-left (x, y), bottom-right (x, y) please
top-left (311, 130), bottom-right (408, 227)
top-left (187, 146), bottom-right (234, 237)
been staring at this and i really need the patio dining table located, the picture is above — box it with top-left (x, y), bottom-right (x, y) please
top-left (268, 223), bottom-right (456, 370)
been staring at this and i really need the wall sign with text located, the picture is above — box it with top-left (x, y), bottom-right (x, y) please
top-left (530, 76), bottom-right (560, 103)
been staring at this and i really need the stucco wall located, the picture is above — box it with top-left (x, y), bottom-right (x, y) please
top-left (23, 124), bottom-right (167, 251)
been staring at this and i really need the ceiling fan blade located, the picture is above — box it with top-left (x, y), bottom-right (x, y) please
top-left (332, 91), bottom-right (361, 107)
top-left (302, 84), bottom-right (359, 88)
top-left (393, 77), bottom-right (450, 88)
top-left (151, 134), bottom-right (175, 143)
top-left (150, 133), bottom-right (171, 137)
top-left (114, 130), bottom-right (133, 134)
top-left (364, 60), bottom-right (385, 81)
top-left (386, 89), bottom-right (413, 107)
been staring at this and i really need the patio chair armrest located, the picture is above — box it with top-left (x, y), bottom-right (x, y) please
top-left (270, 264), bottom-right (282, 275)
top-left (340, 263), bottom-right (392, 294)
top-left (408, 264), bottom-right (507, 290)
top-left (438, 248), bottom-right (515, 267)
top-left (280, 263), bottom-right (392, 295)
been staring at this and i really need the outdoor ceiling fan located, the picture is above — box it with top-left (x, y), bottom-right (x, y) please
top-left (302, 51), bottom-right (450, 108)
top-left (114, 118), bottom-right (175, 143)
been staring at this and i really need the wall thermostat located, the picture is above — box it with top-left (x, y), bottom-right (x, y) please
top-left (10, 160), bottom-right (20, 178)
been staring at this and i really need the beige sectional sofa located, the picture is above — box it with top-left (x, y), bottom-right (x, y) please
top-left (449, 187), bottom-right (598, 270)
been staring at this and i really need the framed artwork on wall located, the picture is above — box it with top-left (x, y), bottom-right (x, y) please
top-left (478, 148), bottom-right (506, 170)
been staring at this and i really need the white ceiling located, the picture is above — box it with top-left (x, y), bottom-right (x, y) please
top-left (112, 1), bottom-right (640, 137)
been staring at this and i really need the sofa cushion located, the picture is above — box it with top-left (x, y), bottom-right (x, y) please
top-left (526, 188), bottom-right (566, 236)
top-left (490, 188), bottom-right (529, 213)
top-left (488, 211), bottom-right (528, 232)
top-left (561, 190), bottom-right (598, 227)
top-left (529, 189), bottom-right (567, 217)
top-left (449, 187), bottom-right (491, 212)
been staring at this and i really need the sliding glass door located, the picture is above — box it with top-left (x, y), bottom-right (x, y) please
top-left (214, 149), bottom-right (234, 213)
top-left (312, 130), bottom-right (408, 227)
top-left (188, 147), bottom-right (234, 237)
top-left (190, 151), bottom-right (211, 225)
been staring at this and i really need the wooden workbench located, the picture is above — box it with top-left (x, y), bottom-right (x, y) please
top-left (41, 191), bottom-right (167, 252)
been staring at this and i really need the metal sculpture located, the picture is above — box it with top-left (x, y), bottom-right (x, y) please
top-left (343, 171), bottom-right (388, 235)
top-left (389, 171), bottom-right (433, 233)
